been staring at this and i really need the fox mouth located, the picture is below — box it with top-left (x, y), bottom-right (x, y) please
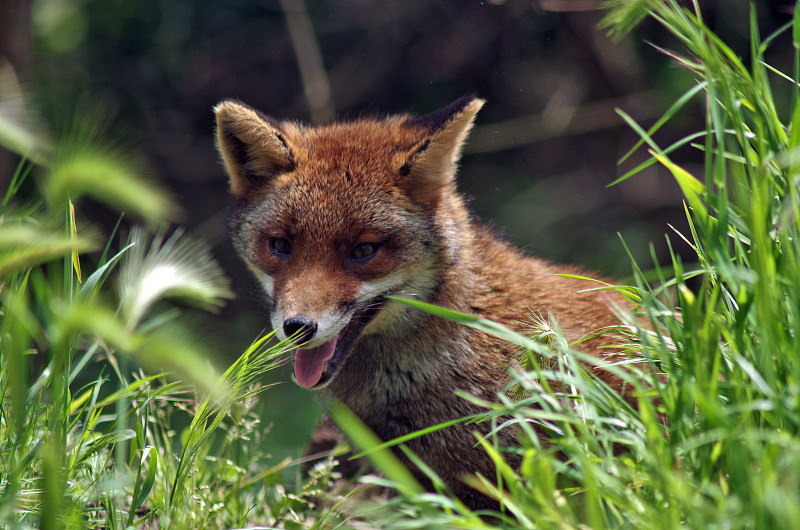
top-left (292, 298), bottom-right (384, 389)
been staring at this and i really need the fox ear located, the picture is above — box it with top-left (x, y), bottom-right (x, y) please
top-left (401, 95), bottom-right (485, 205)
top-left (214, 100), bottom-right (295, 198)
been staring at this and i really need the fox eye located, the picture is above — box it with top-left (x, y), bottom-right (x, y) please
top-left (269, 237), bottom-right (292, 257)
top-left (351, 242), bottom-right (380, 261)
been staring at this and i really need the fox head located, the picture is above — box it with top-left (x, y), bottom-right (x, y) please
top-left (215, 96), bottom-right (484, 389)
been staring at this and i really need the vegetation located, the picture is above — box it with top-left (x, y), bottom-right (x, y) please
top-left (2, 0), bottom-right (800, 528)
top-left (0, 107), bottom-right (339, 527)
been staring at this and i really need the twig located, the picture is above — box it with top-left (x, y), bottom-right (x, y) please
top-left (279, 0), bottom-right (335, 123)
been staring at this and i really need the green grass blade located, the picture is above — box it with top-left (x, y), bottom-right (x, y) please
top-left (328, 400), bottom-right (424, 498)
top-left (387, 295), bottom-right (548, 355)
top-left (0, 224), bottom-right (97, 279)
top-left (78, 242), bottom-right (134, 301)
top-left (617, 81), bottom-right (707, 165)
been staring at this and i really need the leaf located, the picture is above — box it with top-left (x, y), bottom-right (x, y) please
top-left (69, 200), bottom-right (82, 283)
top-left (616, 82), bottom-right (707, 166)
top-left (599, 0), bottom-right (652, 41)
top-left (651, 150), bottom-right (707, 218)
top-left (133, 447), bottom-right (158, 511)
top-left (78, 242), bottom-right (134, 301)
top-left (350, 414), bottom-right (481, 460)
top-left (386, 295), bottom-right (550, 355)
top-left (0, 223), bottom-right (97, 278)
top-left (47, 149), bottom-right (176, 225)
top-left (789, 90), bottom-right (800, 178)
top-left (552, 273), bottom-right (643, 303)
top-left (328, 400), bottom-right (424, 497)
top-left (51, 301), bottom-right (135, 354)
top-left (794, 5), bottom-right (800, 49)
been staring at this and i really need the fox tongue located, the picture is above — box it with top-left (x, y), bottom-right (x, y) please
top-left (293, 337), bottom-right (338, 388)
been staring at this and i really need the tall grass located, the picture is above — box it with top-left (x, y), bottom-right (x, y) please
top-left (327, 1), bottom-right (800, 528)
top-left (0, 93), bottom-right (341, 527)
top-left (3, 0), bottom-right (799, 528)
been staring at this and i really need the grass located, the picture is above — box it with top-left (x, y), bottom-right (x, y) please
top-left (0, 107), bottom-right (345, 528)
top-left (2, 0), bottom-right (800, 527)
top-left (330, 1), bottom-right (800, 528)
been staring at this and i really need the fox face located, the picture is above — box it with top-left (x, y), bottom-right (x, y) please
top-left (215, 96), bottom-right (483, 389)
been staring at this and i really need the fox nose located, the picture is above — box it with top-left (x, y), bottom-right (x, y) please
top-left (283, 315), bottom-right (318, 342)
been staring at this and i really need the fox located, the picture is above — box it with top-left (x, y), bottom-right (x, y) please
top-left (214, 95), bottom-right (631, 510)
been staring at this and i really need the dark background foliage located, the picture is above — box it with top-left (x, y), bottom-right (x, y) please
top-left (1, 0), bottom-right (795, 459)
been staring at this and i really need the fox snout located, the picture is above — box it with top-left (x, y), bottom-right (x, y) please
top-left (278, 303), bottom-right (383, 389)
top-left (283, 315), bottom-right (318, 343)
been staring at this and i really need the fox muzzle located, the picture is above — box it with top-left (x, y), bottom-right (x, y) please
top-left (283, 315), bottom-right (318, 343)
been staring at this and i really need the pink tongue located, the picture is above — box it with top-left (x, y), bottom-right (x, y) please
top-left (293, 337), bottom-right (339, 388)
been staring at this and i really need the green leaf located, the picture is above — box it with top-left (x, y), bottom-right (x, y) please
top-left (790, 91), bottom-right (800, 172)
top-left (0, 223), bottom-right (97, 278)
top-left (386, 295), bottom-right (549, 355)
top-left (552, 273), bottom-right (643, 303)
top-left (599, 0), bottom-right (652, 41)
top-left (328, 400), bottom-right (424, 497)
top-left (52, 300), bottom-right (135, 354)
top-left (616, 82), bottom-right (707, 166)
top-left (350, 414), bottom-right (481, 460)
top-left (78, 242), bottom-right (134, 301)
top-left (133, 447), bottom-right (158, 511)
top-left (46, 148), bottom-right (176, 225)
top-left (651, 150), bottom-right (707, 218)
top-left (69, 200), bottom-right (82, 283)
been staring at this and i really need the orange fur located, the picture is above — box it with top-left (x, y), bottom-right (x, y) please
top-left (215, 96), bottom-right (628, 509)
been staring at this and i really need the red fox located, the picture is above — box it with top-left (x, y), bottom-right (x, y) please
top-left (214, 96), bottom-right (629, 509)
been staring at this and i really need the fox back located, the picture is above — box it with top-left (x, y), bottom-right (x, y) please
top-left (215, 96), bottom-right (627, 509)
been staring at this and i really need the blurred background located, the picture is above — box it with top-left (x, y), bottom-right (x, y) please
top-left (1, 0), bottom-right (796, 461)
